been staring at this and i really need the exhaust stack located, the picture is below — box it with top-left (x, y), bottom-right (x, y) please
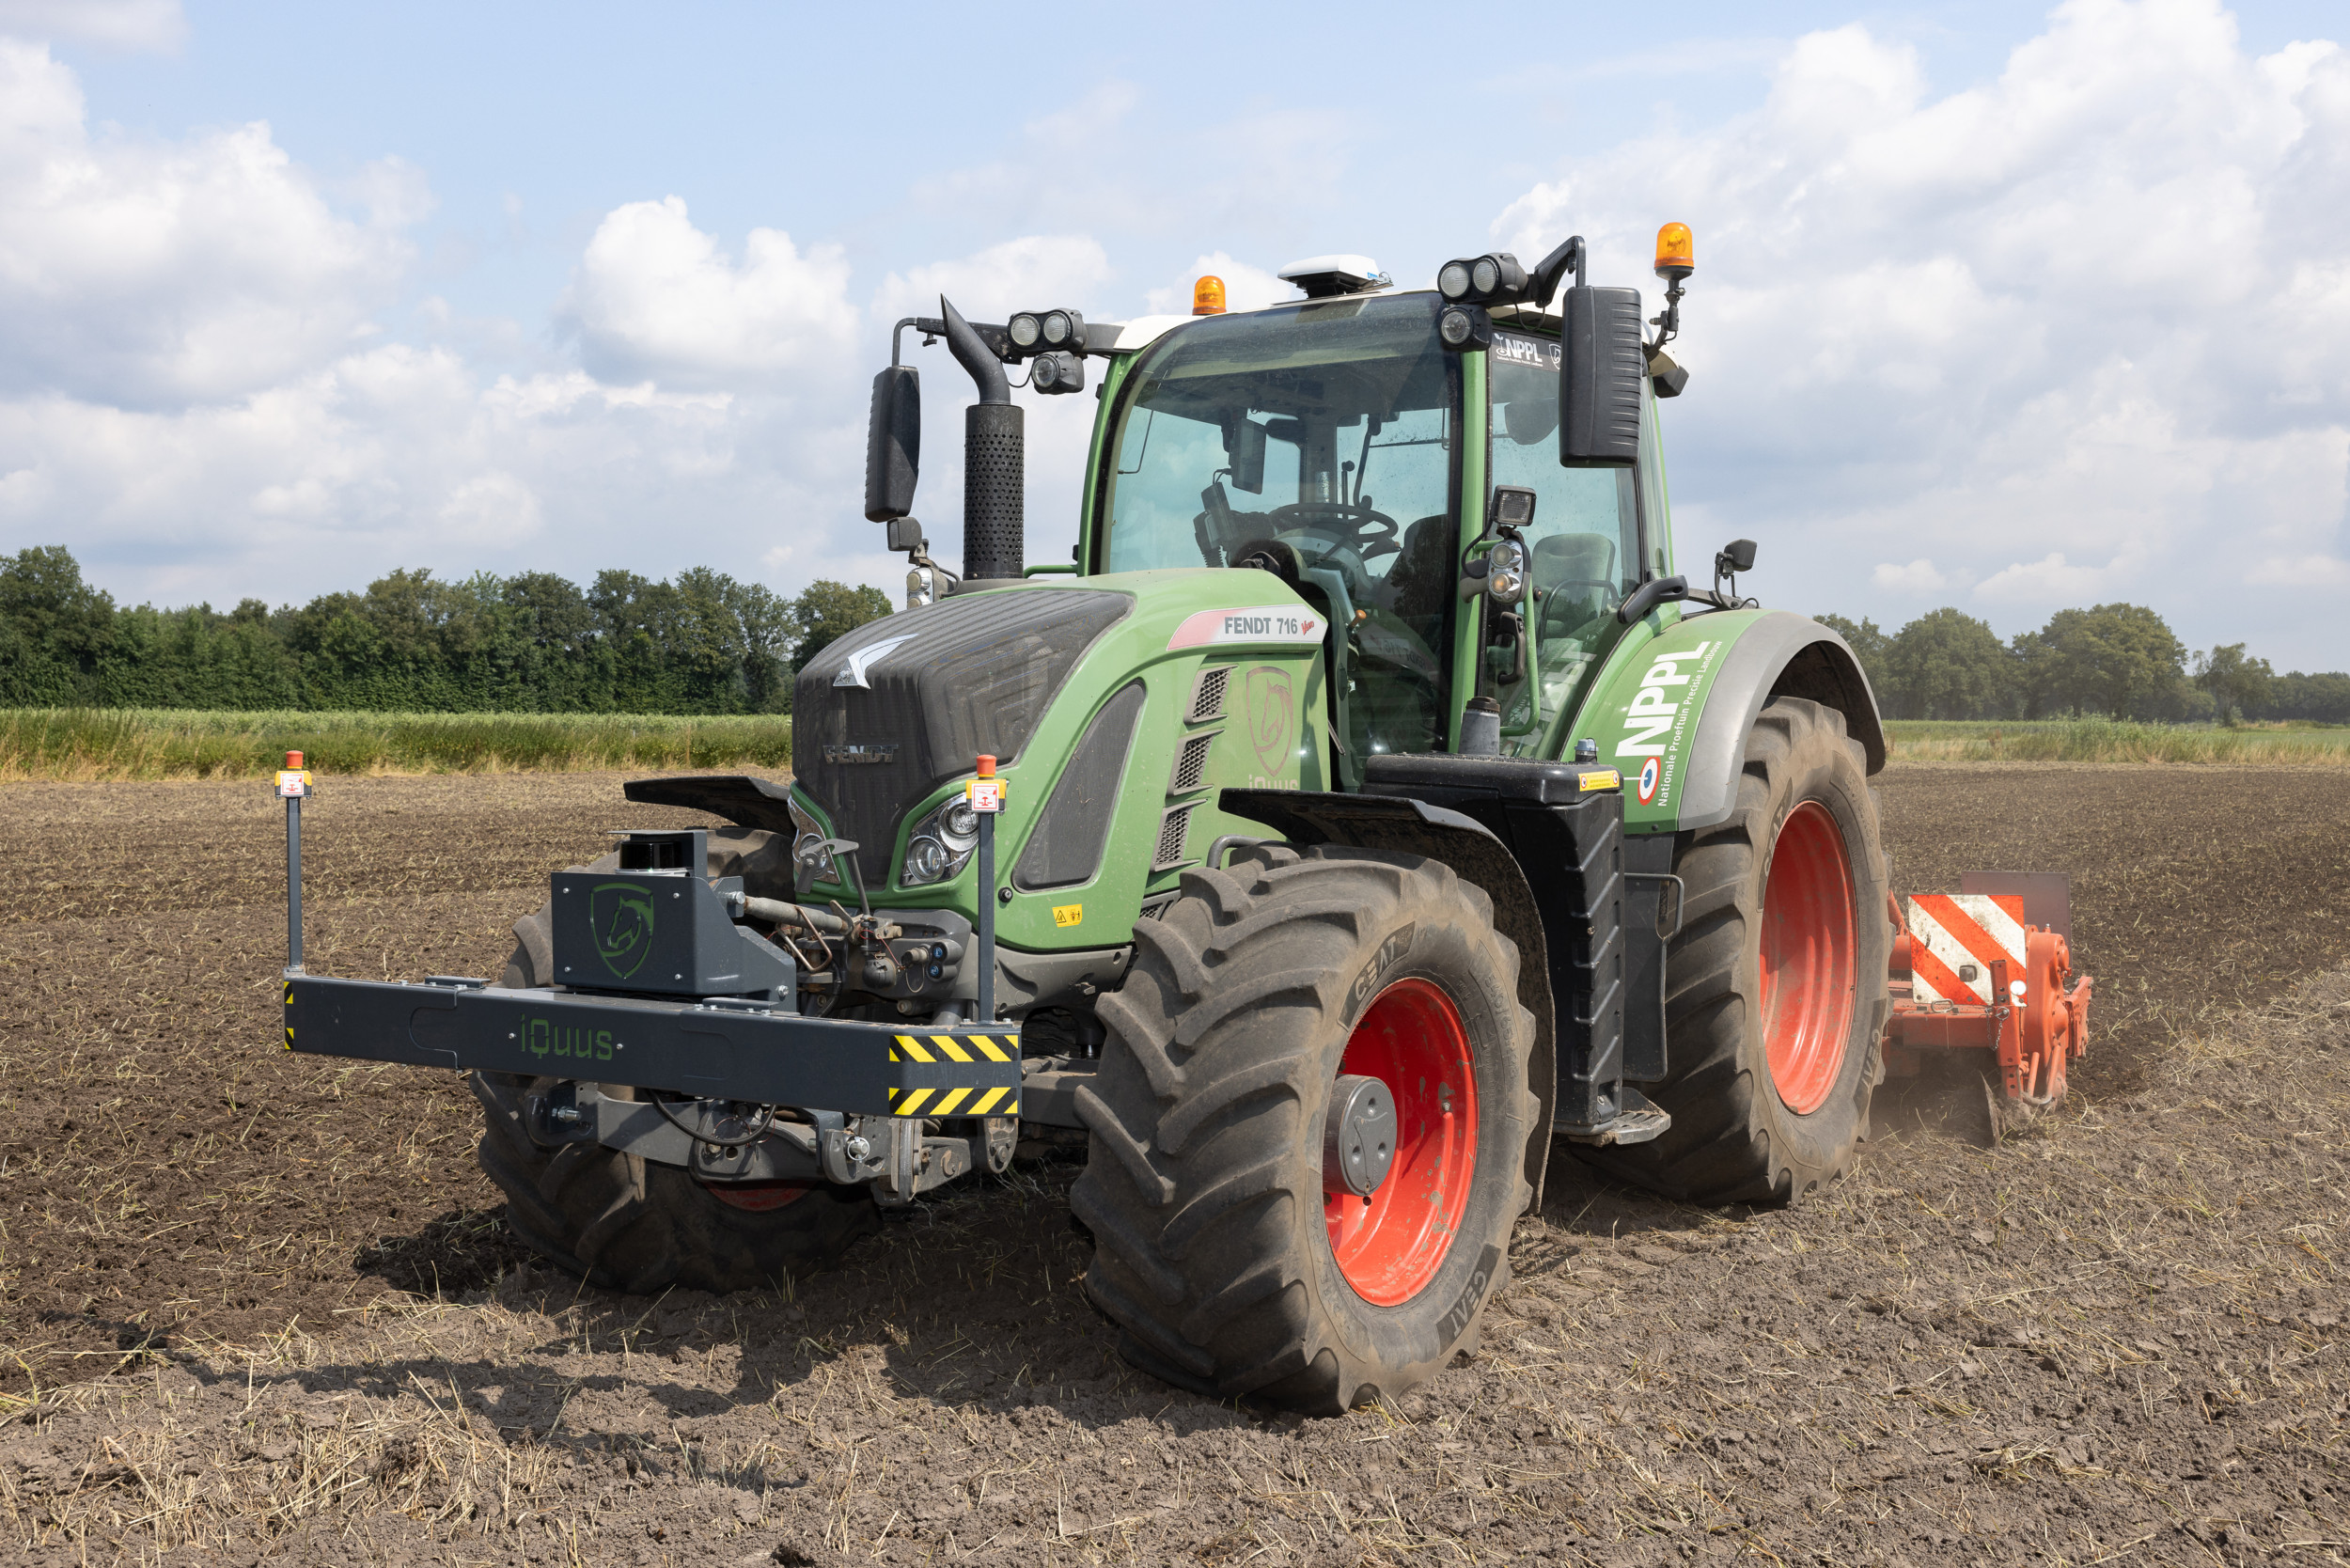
top-left (940, 297), bottom-right (1024, 584)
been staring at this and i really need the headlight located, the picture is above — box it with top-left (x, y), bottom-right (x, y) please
top-left (1008, 312), bottom-right (1042, 350)
top-left (905, 836), bottom-right (950, 883)
top-left (788, 793), bottom-right (836, 882)
top-left (901, 793), bottom-right (980, 886)
top-left (1471, 257), bottom-right (1500, 295)
top-left (1487, 539), bottom-right (1528, 605)
top-left (1438, 260), bottom-right (1471, 300)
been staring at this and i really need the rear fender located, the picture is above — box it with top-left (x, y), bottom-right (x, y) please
top-left (1587, 608), bottom-right (1886, 834)
top-left (1219, 788), bottom-right (1558, 1215)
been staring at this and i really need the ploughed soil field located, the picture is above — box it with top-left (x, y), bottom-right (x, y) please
top-left (2, 765), bottom-right (2346, 1566)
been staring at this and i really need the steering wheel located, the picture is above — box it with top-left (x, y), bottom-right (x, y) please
top-left (1270, 501), bottom-right (1401, 557)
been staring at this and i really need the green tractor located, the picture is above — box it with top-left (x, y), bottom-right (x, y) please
top-left (285, 226), bottom-right (1892, 1413)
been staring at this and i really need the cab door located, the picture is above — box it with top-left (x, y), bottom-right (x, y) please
top-left (1480, 328), bottom-right (1667, 757)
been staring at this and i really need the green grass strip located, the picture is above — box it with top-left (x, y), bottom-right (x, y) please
top-left (0, 708), bottom-right (792, 780)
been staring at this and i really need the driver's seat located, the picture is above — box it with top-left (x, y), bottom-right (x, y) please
top-left (1532, 533), bottom-right (1619, 642)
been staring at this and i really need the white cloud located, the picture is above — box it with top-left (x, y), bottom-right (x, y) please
top-left (0, 42), bottom-right (1122, 610)
top-left (1871, 558), bottom-right (1948, 594)
top-left (0, 44), bottom-right (881, 606)
top-left (557, 196), bottom-right (855, 393)
top-left (1975, 552), bottom-right (2115, 603)
top-left (870, 234), bottom-right (1113, 326)
top-left (1492, 0), bottom-right (2350, 663)
top-left (0, 0), bottom-right (183, 52)
top-left (0, 40), bottom-right (417, 408)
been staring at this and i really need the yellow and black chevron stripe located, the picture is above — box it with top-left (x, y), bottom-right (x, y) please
top-left (283, 979), bottom-right (295, 1049)
top-left (887, 1032), bottom-right (1020, 1119)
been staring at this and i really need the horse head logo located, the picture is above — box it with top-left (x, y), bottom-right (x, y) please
top-left (1244, 666), bottom-right (1294, 774)
top-left (589, 882), bottom-right (657, 980)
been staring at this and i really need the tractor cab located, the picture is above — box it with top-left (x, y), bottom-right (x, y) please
top-left (1084, 287), bottom-right (1670, 777)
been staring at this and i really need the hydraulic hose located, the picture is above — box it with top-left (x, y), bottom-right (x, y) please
top-left (737, 896), bottom-right (851, 935)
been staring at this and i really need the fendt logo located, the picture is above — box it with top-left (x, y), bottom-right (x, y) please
top-left (589, 882), bottom-right (657, 980)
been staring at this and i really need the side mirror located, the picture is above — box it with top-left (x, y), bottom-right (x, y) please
top-left (1226, 419), bottom-right (1266, 494)
top-left (864, 366), bottom-right (921, 522)
top-left (1559, 285), bottom-right (1644, 467)
top-left (1713, 537), bottom-right (1757, 604)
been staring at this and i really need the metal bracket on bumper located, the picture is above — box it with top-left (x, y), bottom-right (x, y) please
top-left (282, 976), bottom-right (1022, 1117)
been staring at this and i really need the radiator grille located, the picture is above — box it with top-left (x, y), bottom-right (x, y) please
top-left (1185, 666), bottom-right (1230, 725)
top-left (1152, 805), bottom-right (1195, 870)
top-left (1170, 730), bottom-right (1217, 795)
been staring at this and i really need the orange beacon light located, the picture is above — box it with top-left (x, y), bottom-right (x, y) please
top-left (1193, 275), bottom-right (1227, 316)
top-left (1654, 223), bottom-right (1695, 281)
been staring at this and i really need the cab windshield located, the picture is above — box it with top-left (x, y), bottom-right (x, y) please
top-left (1097, 293), bottom-right (1461, 759)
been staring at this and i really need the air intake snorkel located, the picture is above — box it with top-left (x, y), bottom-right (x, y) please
top-left (940, 296), bottom-right (1024, 585)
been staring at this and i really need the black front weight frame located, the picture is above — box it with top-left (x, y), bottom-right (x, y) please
top-left (283, 976), bottom-right (1021, 1121)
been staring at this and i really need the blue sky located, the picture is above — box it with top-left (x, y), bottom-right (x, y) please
top-left (1, 0), bottom-right (2345, 667)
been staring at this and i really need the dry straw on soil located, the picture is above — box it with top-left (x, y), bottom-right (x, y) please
top-left (3, 972), bottom-right (2345, 1566)
top-left (1885, 717), bottom-right (2350, 765)
top-left (0, 709), bottom-right (792, 781)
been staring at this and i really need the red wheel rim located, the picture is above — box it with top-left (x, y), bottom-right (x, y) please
top-left (1324, 977), bottom-right (1479, 1306)
top-left (1760, 800), bottom-right (1858, 1114)
top-left (703, 1181), bottom-right (813, 1213)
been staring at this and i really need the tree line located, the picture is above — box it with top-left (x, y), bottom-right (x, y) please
top-left (0, 546), bottom-right (892, 714)
top-left (6, 544), bottom-right (2340, 726)
top-left (1816, 604), bottom-right (2350, 725)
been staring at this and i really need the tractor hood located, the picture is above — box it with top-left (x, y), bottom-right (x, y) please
top-left (792, 586), bottom-right (1135, 870)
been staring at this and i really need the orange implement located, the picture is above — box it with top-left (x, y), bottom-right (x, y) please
top-left (1884, 881), bottom-right (2093, 1105)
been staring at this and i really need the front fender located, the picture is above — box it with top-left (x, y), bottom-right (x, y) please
top-left (1586, 609), bottom-right (1886, 834)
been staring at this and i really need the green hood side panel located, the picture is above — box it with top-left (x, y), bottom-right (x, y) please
top-left (832, 571), bottom-right (1330, 953)
top-left (1574, 608), bottom-right (1768, 834)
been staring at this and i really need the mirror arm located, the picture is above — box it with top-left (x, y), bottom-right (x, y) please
top-left (1528, 236), bottom-right (1586, 310)
top-left (891, 316), bottom-right (948, 368)
top-left (1617, 574), bottom-right (1690, 625)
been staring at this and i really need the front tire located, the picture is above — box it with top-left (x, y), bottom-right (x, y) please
top-left (472, 831), bottom-right (878, 1294)
top-left (1584, 697), bottom-right (1891, 1204)
top-left (1073, 846), bottom-right (1536, 1414)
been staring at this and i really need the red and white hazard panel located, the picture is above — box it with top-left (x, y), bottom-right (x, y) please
top-left (1904, 894), bottom-right (2028, 1005)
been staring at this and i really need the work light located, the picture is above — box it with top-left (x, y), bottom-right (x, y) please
top-left (1031, 351), bottom-right (1086, 394)
top-left (1040, 309), bottom-right (1084, 349)
top-left (1436, 253), bottom-right (1527, 305)
top-left (1007, 312), bottom-right (1042, 351)
top-left (1437, 302), bottom-right (1495, 352)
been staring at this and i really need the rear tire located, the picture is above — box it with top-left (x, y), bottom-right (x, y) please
top-left (471, 832), bottom-right (878, 1294)
top-left (1583, 698), bottom-right (1890, 1204)
top-left (1074, 846), bottom-right (1536, 1414)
